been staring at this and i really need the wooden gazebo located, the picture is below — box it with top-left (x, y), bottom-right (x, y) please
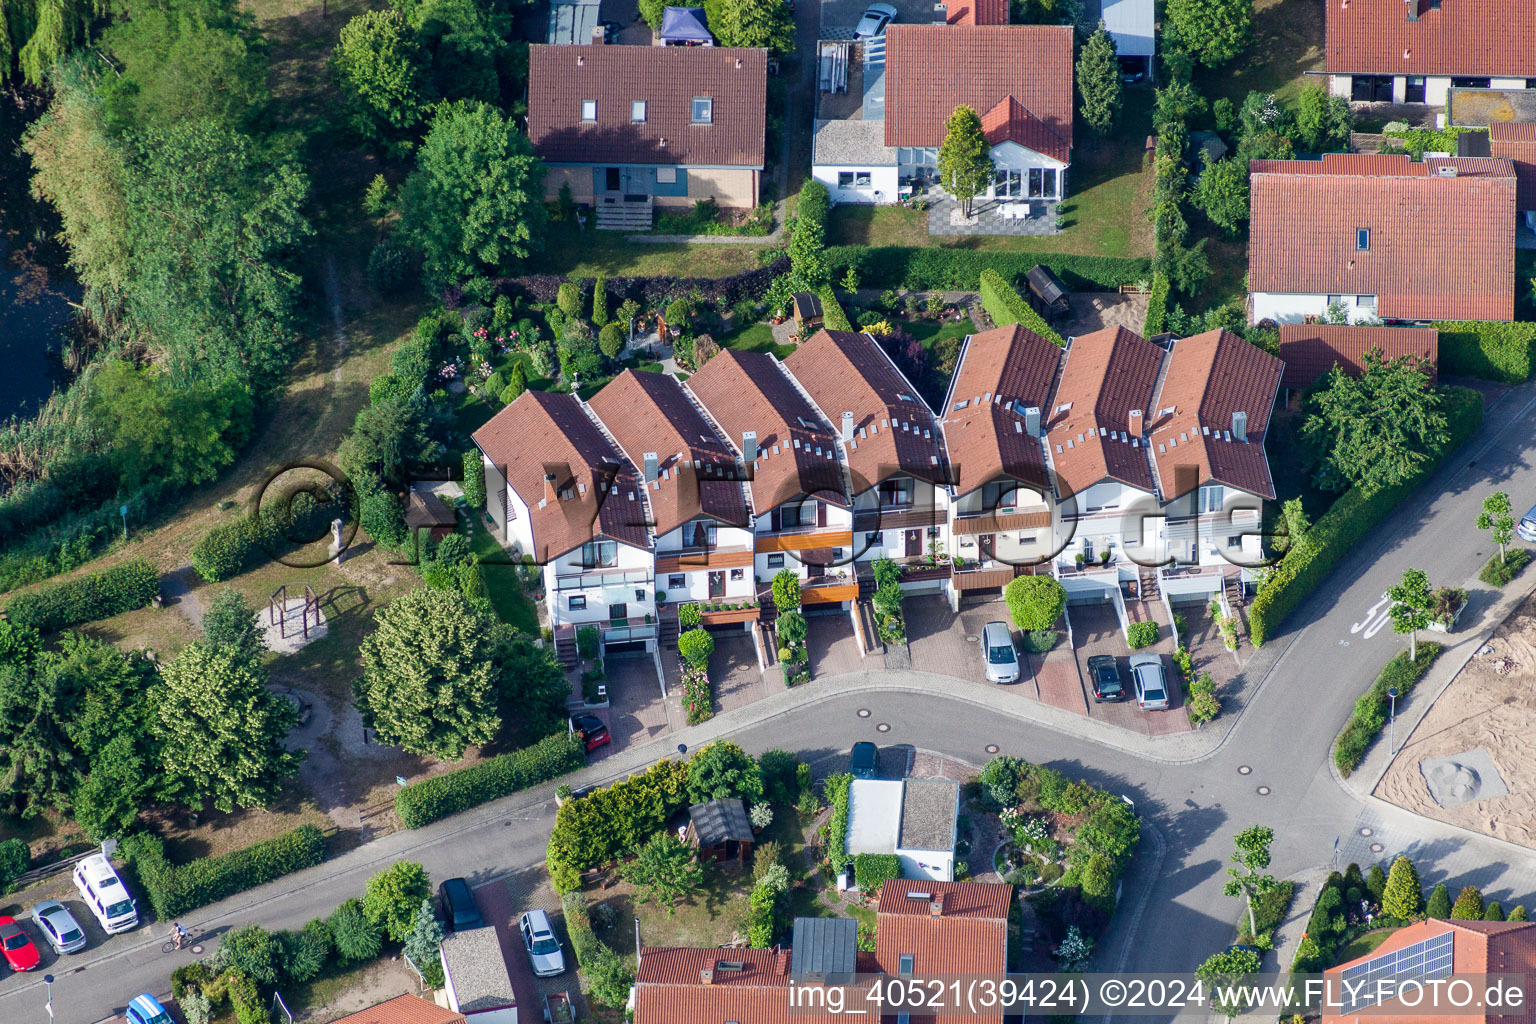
top-left (792, 291), bottom-right (824, 334)
top-left (686, 798), bottom-right (755, 864)
top-left (405, 489), bottom-right (457, 541)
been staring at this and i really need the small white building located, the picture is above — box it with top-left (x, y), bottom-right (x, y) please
top-left (440, 927), bottom-right (518, 1024)
top-left (1099, 0), bottom-right (1154, 79)
top-left (846, 778), bottom-right (960, 882)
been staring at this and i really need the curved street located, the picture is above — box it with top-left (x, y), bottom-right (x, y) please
top-left (4, 378), bottom-right (1536, 1024)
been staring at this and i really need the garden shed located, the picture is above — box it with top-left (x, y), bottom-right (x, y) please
top-left (405, 488), bottom-right (457, 541)
top-left (687, 798), bottom-right (755, 863)
top-left (792, 291), bottom-right (824, 334)
top-left (1025, 265), bottom-right (1070, 321)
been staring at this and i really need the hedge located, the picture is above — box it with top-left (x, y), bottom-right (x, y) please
top-left (1431, 321), bottom-right (1536, 384)
top-left (978, 269), bottom-right (1066, 347)
top-left (825, 772), bottom-right (853, 874)
top-left (119, 825), bottom-right (326, 919)
top-left (1249, 386), bottom-right (1484, 646)
top-left (495, 256), bottom-right (791, 311)
top-left (1333, 643), bottom-right (1443, 776)
top-left (3, 558), bottom-right (159, 632)
top-left (819, 285), bottom-right (853, 331)
top-left (546, 759), bottom-right (690, 888)
top-left (1143, 273), bottom-right (1169, 336)
top-left (561, 892), bottom-right (633, 1008)
top-left (192, 492), bottom-right (345, 583)
top-left (853, 853), bottom-right (902, 892)
top-left (827, 246), bottom-right (1151, 292)
top-left (396, 732), bottom-right (584, 829)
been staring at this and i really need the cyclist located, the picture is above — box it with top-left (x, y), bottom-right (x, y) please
top-left (172, 922), bottom-right (189, 950)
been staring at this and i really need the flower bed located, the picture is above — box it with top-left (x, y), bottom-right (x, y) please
top-left (681, 663), bottom-right (713, 725)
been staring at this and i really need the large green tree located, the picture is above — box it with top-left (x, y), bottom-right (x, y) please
top-left (1301, 353), bottom-right (1447, 492)
top-left (1381, 855), bottom-right (1424, 919)
top-left (938, 105), bottom-right (992, 218)
top-left (395, 0), bottom-right (505, 105)
top-left (0, 660), bottom-right (84, 816)
top-left (87, 361), bottom-right (254, 489)
top-left (331, 8), bottom-right (433, 157)
top-left (354, 587), bottom-right (506, 759)
top-left (1166, 0), bottom-right (1252, 68)
top-left (1192, 157), bottom-right (1249, 237)
top-left (201, 588), bottom-right (268, 666)
top-left (399, 100), bottom-right (545, 295)
top-left (153, 641), bottom-right (302, 812)
top-left (1292, 85), bottom-right (1353, 154)
top-left (622, 832), bottom-right (704, 915)
top-left (709, 0), bottom-right (794, 54)
top-left (0, 0), bottom-right (114, 85)
top-left (363, 861), bottom-right (432, 941)
top-left (493, 628), bottom-right (570, 742)
top-left (1076, 24), bottom-right (1121, 135)
top-left (686, 741), bottom-right (764, 804)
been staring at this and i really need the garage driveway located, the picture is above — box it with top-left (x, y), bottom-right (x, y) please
top-left (710, 632), bottom-right (770, 714)
top-left (474, 873), bottom-right (583, 1024)
top-left (906, 595), bottom-right (998, 687)
top-left (1070, 603), bottom-right (1190, 737)
top-left (597, 655), bottom-right (673, 760)
top-left (821, 0), bottom-right (937, 35)
top-left (807, 610), bottom-right (865, 679)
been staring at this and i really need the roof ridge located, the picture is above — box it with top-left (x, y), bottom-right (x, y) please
top-left (678, 374), bottom-right (758, 525)
top-left (578, 395), bottom-right (658, 546)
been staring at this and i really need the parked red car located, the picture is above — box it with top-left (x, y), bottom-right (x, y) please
top-left (569, 713), bottom-right (611, 752)
top-left (0, 916), bottom-right (40, 972)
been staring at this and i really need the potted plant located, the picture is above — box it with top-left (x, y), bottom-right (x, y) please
top-left (1100, 550), bottom-right (1112, 566)
top-left (1074, 553), bottom-right (1086, 568)
top-left (1428, 586), bottom-right (1468, 633)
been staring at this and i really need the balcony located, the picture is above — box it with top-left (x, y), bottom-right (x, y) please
top-left (655, 546), bottom-right (754, 574)
top-left (952, 562), bottom-right (1028, 591)
top-left (951, 508), bottom-right (1052, 535)
top-left (759, 576), bottom-right (858, 606)
top-left (852, 504), bottom-right (946, 533)
top-left (755, 530), bottom-right (855, 553)
top-left (857, 557), bottom-right (953, 586)
top-left (553, 568), bottom-right (651, 591)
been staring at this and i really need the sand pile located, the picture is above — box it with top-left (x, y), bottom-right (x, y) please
top-left (1375, 591), bottom-right (1536, 845)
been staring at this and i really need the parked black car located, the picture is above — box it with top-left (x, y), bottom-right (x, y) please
top-left (1087, 654), bottom-right (1126, 702)
top-left (850, 741), bottom-right (880, 779)
top-left (438, 877), bottom-right (483, 931)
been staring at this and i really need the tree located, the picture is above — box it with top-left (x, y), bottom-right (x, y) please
top-left (1221, 825), bottom-right (1277, 936)
top-left (1053, 925), bottom-right (1093, 970)
top-left (938, 105), bottom-right (992, 218)
top-left (598, 323), bottom-right (624, 359)
top-left (73, 734), bottom-right (150, 841)
top-left (403, 898), bottom-right (446, 985)
top-left (87, 362), bottom-right (255, 489)
top-left (399, 100), bottom-right (546, 295)
top-left (492, 629), bottom-right (569, 743)
top-left (0, 662), bottom-right (84, 816)
top-left (1196, 947), bottom-right (1263, 1018)
top-left (712, 0), bottom-right (794, 54)
top-left (283, 919), bottom-right (334, 984)
top-left (1076, 24), bottom-right (1121, 135)
top-left (364, 861), bottom-right (432, 942)
top-left (1478, 491), bottom-right (1516, 565)
top-left (1153, 79), bottom-right (1208, 135)
top-left (1510, 905), bottom-right (1529, 922)
top-left (0, 0), bottom-right (113, 85)
top-left (1004, 575), bottom-right (1067, 632)
top-left (331, 8), bottom-right (434, 157)
top-left (1166, 0), bottom-right (1252, 67)
top-left (1301, 353), bottom-right (1447, 492)
top-left (329, 898), bottom-right (383, 963)
top-left (201, 589), bottom-right (267, 666)
top-left (153, 642), bottom-right (301, 812)
top-left (678, 628), bottom-right (715, 669)
top-left (339, 392), bottom-right (449, 490)
top-left (1451, 885), bottom-right (1485, 920)
top-left (1272, 497), bottom-right (1310, 555)
top-left (1366, 864), bottom-right (1387, 905)
top-left (221, 924), bottom-right (283, 985)
top-left (622, 832), bottom-right (704, 915)
top-left (1292, 85), bottom-right (1353, 153)
top-left (1388, 567), bottom-right (1433, 662)
top-left (1485, 901), bottom-right (1505, 921)
top-left (1381, 855), bottom-right (1425, 919)
top-left (1192, 158), bottom-right (1249, 237)
top-left (687, 741), bottom-right (765, 804)
top-left (1426, 882), bottom-right (1452, 919)
top-left (771, 569), bottom-right (802, 613)
top-left (397, 0), bottom-right (504, 104)
top-left (639, 0), bottom-right (668, 27)
top-left (354, 587), bottom-right (506, 759)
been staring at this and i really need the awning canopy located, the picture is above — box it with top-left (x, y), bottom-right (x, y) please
top-left (660, 6), bottom-right (714, 44)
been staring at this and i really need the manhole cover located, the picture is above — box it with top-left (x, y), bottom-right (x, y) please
top-left (191, 944), bottom-right (205, 954)
top-left (985, 744), bottom-right (1000, 754)
top-left (1256, 785), bottom-right (1271, 796)
top-left (1359, 827), bottom-right (1374, 837)
top-left (876, 723), bottom-right (891, 733)
top-left (1370, 842), bottom-right (1385, 853)
top-left (857, 708), bottom-right (872, 718)
top-left (1237, 765), bottom-right (1252, 775)
top-left (965, 634), bottom-right (980, 643)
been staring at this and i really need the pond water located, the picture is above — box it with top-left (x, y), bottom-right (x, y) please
top-left (0, 234), bottom-right (71, 420)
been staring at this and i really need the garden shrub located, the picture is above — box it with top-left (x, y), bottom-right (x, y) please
top-left (1004, 574), bottom-right (1067, 631)
top-left (225, 970), bottom-right (267, 1024)
top-left (853, 853), bottom-right (902, 892)
top-left (1125, 620), bottom-right (1159, 649)
top-left (824, 772), bottom-right (854, 873)
top-left (819, 285), bottom-right (853, 331)
top-left (461, 451), bottom-right (485, 510)
top-left (395, 732), bottom-right (586, 828)
top-left (546, 759), bottom-right (691, 882)
top-left (1143, 273), bottom-right (1170, 336)
top-left (1250, 386), bottom-right (1483, 645)
top-left (328, 898), bottom-right (382, 963)
top-left (1479, 548), bottom-right (1532, 587)
top-left (978, 268), bottom-right (1067, 347)
top-left (678, 628), bottom-right (715, 668)
top-left (828, 247), bottom-right (1150, 293)
top-left (562, 892), bottom-right (634, 1007)
top-left (679, 602), bottom-right (702, 629)
top-left (0, 838), bottom-right (29, 892)
top-left (1432, 321), bottom-right (1536, 384)
top-left (1333, 643), bottom-right (1442, 776)
top-left (119, 826), bottom-right (326, 919)
top-left (771, 568), bottom-right (801, 612)
top-left (4, 558), bottom-right (160, 632)
top-left (576, 625), bottom-right (600, 659)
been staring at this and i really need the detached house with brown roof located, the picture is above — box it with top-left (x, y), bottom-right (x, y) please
top-left (528, 44), bottom-right (767, 229)
top-left (811, 23), bottom-right (1072, 223)
top-left (1248, 153), bottom-right (1516, 325)
top-left (1326, 0), bottom-right (1536, 107)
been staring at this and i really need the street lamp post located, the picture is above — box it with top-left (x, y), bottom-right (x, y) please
top-left (1387, 686), bottom-right (1399, 755)
top-left (43, 973), bottom-right (54, 1020)
top-left (677, 743), bottom-right (687, 758)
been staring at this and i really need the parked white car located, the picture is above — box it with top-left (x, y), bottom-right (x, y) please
top-left (519, 909), bottom-right (566, 977)
top-left (73, 853), bottom-right (138, 934)
top-left (981, 621), bottom-right (1020, 684)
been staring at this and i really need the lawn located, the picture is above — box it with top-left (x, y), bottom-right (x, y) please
top-left (469, 519), bottom-right (540, 634)
top-left (540, 222), bottom-right (772, 279)
top-left (715, 322), bottom-right (796, 358)
top-left (906, 317), bottom-right (975, 350)
top-left (1331, 927), bottom-right (1399, 966)
top-left (1193, 0), bottom-right (1327, 109)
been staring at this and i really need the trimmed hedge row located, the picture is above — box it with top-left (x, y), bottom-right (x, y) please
top-left (1431, 321), bottom-right (1536, 384)
top-left (827, 246), bottom-right (1151, 292)
top-left (120, 825), bottom-right (326, 919)
top-left (819, 285), bottom-right (853, 331)
top-left (1249, 386), bottom-right (1484, 646)
top-left (825, 772), bottom-right (853, 874)
top-left (978, 269), bottom-right (1067, 347)
top-left (1143, 273), bottom-right (1169, 336)
top-left (495, 257), bottom-right (792, 310)
top-left (192, 492), bottom-right (343, 583)
top-left (4, 558), bottom-right (159, 633)
top-left (561, 891), bottom-right (634, 1008)
top-left (395, 732), bottom-right (585, 829)
top-left (1334, 643), bottom-right (1443, 776)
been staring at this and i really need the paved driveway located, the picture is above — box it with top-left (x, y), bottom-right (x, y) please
top-left (473, 873), bottom-right (581, 1024)
top-left (821, 0), bottom-right (935, 34)
top-left (906, 595), bottom-right (993, 686)
top-left (599, 656), bottom-right (673, 759)
top-left (1072, 603), bottom-right (1191, 737)
top-left (807, 610), bottom-right (864, 678)
top-left (710, 632), bottom-right (770, 714)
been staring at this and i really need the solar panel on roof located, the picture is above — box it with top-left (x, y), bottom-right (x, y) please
top-left (1339, 930), bottom-right (1453, 1013)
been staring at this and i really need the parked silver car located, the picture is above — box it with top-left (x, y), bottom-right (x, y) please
top-left (1129, 653), bottom-right (1170, 710)
top-left (30, 900), bottom-right (87, 954)
top-left (982, 621), bottom-right (1020, 683)
top-left (854, 2), bottom-right (897, 37)
top-left (519, 909), bottom-right (567, 977)
top-left (1517, 501), bottom-right (1536, 543)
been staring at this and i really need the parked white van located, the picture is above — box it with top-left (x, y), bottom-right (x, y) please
top-left (73, 853), bottom-right (138, 934)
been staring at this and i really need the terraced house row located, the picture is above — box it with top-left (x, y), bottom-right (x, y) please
top-left (471, 324), bottom-right (1283, 662)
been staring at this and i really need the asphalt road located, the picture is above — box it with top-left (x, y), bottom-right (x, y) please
top-left (6, 378), bottom-right (1536, 1024)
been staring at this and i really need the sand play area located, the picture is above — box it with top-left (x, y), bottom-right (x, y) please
top-left (1376, 591), bottom-right (1536, 845)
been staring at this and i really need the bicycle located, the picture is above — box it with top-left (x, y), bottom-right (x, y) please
top-left (161, 928), bottom-right (198, 954)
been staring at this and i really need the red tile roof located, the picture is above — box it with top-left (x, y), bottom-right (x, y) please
top-left (1147, 330), bottom-right (1284, 500)
top-left (947, 0), bottom-right (1009, 26)
top-left (635, 947), bottom-right (853, 1024)
top-left (1278, 324), bottom-right (1439, 389)
top-left (528, 45), bottom-right (767, 168)
top-left (784, 330), bottom-right (948, 493)
top-left (685, 349), bottom-right (849, 515)
top-left (979, 96), bottom-right (1066, 162)
top-left (940, 324), bottom-right (1061, 495)
top-left (327, 995), bottom-right (466, 1024)
top-left (875, 881), bottom-right (1012, 1024)
top-left (586, 370), bottom-right (749, 539)
top-left (473, 390), bottom-right (649, 562)
top-left (1046, 326), bottom-right (1162, 497)
top-left (1248, 154), bottom-right (1516, 322)
top-left (1326, 0), bottom-right (1536, 78)
top-left (1489, 121), bottom-right (1536, 210)
top-left (884, 26), bottom-right (1073, 162)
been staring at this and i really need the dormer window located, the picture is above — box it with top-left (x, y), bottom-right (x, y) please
top-left (581, 99), bottom-right (596, 122)
top-left (691, 96), bottom-right (713, 124)
top-left (632, 100), bottom-right (647, 122)
top-left (1356, 228), bottom-right (1370, 251)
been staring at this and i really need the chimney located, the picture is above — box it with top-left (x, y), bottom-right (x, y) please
top-left (1128, 409), bottom-right (1144, 439)
top-left (932, 2), bottom-right (948, 23)
top-left (544, 473), bottom-right (559, 504)
top-left (1406, 0), bottom-right (1418, 22)
top-left (841, 411), bottom-right (855, 442)
top-left (1232, 410), bottom-right (1248, 442)
top-left (591, 24), bottom-right (605, 44)
top-left (929, 894), bottom-right (945, 918)
top-left (742, 430), bottom-right (759, 462)
top-left (576, 53), bottom-right (584, 66)
top-left (736, 57), bottom-right (743, 69)
top-left (643, 452), bottom-right (659, 483)
top-left (1024, 406), bottom-right (1041, 437)
top-left (700, 968), bottom-right (714, 985)
top-left (1437, 163), bottom-right (1459, 177)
